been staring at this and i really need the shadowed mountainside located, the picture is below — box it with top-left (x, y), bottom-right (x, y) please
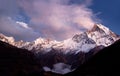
top-left (64, 39), bottom-right (120, 76)
top-left (0, 39), bottom-right (120, 76)
top-left (0, 41), bottom-right (43, 76)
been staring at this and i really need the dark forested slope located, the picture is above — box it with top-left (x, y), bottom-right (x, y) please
top-left (65, 39), bottom-right (120, 76)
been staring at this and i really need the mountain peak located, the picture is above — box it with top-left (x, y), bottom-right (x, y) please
top-left (0, 33), bottom-right (15, 45)
top-left (90, 24), bottom-right (119, 38)
top-left (86, 24), bottom-right (120, 46)
top-left (89, 24), bottom-right (110, 34)
top-left (91, 24), bottom-right (100, 31)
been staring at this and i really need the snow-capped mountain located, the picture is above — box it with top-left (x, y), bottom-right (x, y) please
top-left (0, 33), bottom-right (15, 45)
top-left (0, 24), bottom-right (119, 74)
top-left (87, 24), bottom-right (119, 46)
top-left (2, 24), bottom-right (117, 53)
top-left (0, 24), bottom-right (119, 54)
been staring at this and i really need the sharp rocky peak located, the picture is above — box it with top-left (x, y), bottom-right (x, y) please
top-left (87, 24), bottom-right (120, 46)
top-left (88, 24), bottom-right (119, 38)
top-left (88, 24), bottom-right (110, 34)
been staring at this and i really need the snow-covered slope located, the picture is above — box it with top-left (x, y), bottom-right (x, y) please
top-left (20, 24), bottom-right (119, 54)
top-left (0, 24), bottom-right (119, 54)
top-left (0, 33), bottom-right (15, 45)
top-left (87, 24), bottom-right (119, 46)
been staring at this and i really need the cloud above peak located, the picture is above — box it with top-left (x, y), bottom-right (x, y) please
top-left (0, 0), bottom-right (98, 41)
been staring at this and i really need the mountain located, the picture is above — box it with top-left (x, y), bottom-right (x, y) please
top-left (0, 40), bottom-right (42, 76)
top-left (0, 33), bottom-right (15, 45)
top-left (0, 24), bottom-right (119, 54)
top-left (64, 39), bottom-right (120, 76)
top-left (1, 39), bottom-right (120, 76)
top-left (17, 24), bottom-right (119, 54)
top-left (87, 24), bottom-right (119, 46)
top-left (0, 24), bottom-right (119, 74)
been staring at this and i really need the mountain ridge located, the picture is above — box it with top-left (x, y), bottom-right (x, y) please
top-left (64, 39), bottom-right (120, 76)
top-left (0, 24), bottom-right (119, 74)
top-left (0, 24), bottom-right (119, 54)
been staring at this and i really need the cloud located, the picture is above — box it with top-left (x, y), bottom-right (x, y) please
top-left (16, 21), bottom-right (31, 29)
top-left (0, 0), bottom-right (39, 41)
top-left (0, 0), bottom-right (98, 41)
top-left (0, 17), bottom-right (39, 41)
top-left (19, 0), bottom-right (97, 40)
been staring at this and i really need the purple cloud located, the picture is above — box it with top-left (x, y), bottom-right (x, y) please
top-left (0, 0), bottom-right (99, 41)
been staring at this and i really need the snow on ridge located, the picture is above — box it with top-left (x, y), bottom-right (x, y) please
top-left (0, 33), bottom-right (15, 45)
top-left (87, 24), bottom-right (119, 47)
top-left (0, 24), bottom-right (119, 54)
top-left (96, 24), bottom-right (110, 34)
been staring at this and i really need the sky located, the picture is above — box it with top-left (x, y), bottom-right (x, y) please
top-left (0, 0), bottom-right (120, 41)
top-left (90, 0), bottom-right (120, 35)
